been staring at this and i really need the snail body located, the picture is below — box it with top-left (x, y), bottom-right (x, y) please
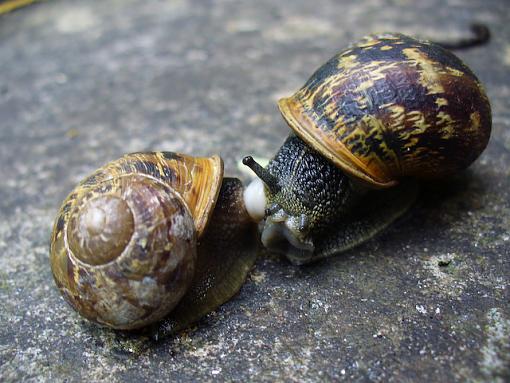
top-left (243, 33), bottom-right (491, 265)
top-left (50, 152), bottom-right (257, 332)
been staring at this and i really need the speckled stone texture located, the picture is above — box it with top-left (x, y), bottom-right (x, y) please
top-left (0, 0), bottom-right (509, 381)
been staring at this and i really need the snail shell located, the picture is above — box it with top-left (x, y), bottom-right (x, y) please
top-left (278, 32), bottom-right (491, 187)
top-left (50, 152), bottom-right (257, 331)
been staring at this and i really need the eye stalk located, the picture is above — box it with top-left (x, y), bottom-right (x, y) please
top-left (242, 156), bottom-right (281, 195)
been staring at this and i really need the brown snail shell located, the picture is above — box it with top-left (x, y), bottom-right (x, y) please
top-left (50, 152), bottom-right (257, 331)
top-left (278, 32), bottom-right (491, 188)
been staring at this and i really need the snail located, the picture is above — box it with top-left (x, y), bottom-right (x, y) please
top-left (50, 151), bottom-right (258, 333)
top-left (242, 32), bottom-right (491, 265)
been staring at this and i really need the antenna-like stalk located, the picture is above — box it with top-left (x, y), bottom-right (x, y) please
top-left (242, 156), bottom-right (281, 194)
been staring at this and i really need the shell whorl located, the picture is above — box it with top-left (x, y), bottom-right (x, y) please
top-left (278, 33), bottom-right (491, 187)
top-left (67, 194), bottom-right (135, 266)
top-left (50, 152), bottom-right (223, 330)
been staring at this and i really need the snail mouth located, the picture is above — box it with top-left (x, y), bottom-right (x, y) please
top-left (261, 216), bottom-right (315, 265)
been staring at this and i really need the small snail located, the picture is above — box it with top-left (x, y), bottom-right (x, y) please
top-left (50, 152), bottom-right (258, 332)
top-left (243, 32), bottom-right (491, 265)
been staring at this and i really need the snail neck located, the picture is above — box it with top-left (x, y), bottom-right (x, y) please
top-left (258, 134), bottom-right (363, 260)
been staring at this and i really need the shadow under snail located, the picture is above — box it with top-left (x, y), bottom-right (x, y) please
top-left (50, 152), bottom-right (258, 333)
top-left (242, 32), bottom-right (491, 265)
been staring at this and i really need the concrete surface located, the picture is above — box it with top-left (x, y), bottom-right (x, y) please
top-left (0, 0), bottom-right (509, 381)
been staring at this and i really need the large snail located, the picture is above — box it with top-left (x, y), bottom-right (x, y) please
top-left (243, 32), bottom-right (491, 265)
top-left (50, 152), bottom-right (258, 333)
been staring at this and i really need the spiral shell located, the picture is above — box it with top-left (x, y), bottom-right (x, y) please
top-left (50, 152), bottom-right (223, 330)
top-left (278, 33), bottom-right (491, 187)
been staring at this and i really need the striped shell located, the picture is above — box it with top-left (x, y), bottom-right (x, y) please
top-left (278, 33), bottom-right (492, 187)
top-left (50, 152), bottom-right (223, 329)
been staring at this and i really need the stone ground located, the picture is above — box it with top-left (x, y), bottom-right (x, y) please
top-left (0, 0), bottom-right (509, 381)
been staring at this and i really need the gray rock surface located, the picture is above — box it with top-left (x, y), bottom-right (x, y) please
top-left (0, 0), bottom-right (509, 381)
